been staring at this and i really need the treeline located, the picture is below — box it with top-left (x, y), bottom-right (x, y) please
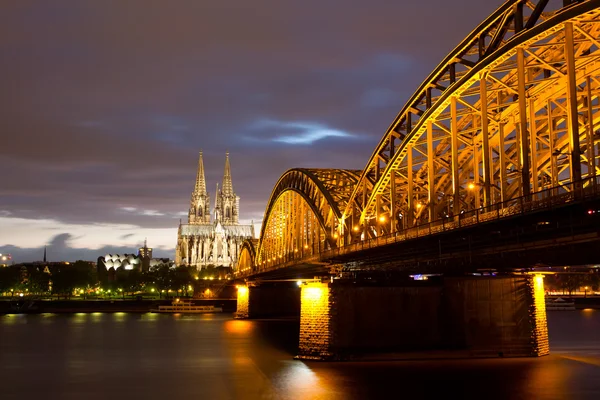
top-left (0, 262), bottom-right (232, 299)
top-left (543, 271), bottom-right (600, 295)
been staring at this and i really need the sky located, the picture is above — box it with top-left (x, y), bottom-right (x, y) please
top-left (0, 0), bottom-right (503, 262)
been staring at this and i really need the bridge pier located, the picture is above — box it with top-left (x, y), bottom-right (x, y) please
top-left (234, 282), bottom-right (300, 319)
top-left (297, 275), bottom-right (548, 360)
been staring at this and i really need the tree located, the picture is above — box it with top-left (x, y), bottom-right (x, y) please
top-left (26, 267), bottom-right (50, 294)
top-left (0, 267), bottom-right (21, 295)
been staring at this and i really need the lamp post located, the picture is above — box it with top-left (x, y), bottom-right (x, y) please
top-left (584, 286), bottom-right (589, 298)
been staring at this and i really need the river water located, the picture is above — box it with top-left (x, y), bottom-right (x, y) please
top-left (0, 310), bottom-right (599, 400)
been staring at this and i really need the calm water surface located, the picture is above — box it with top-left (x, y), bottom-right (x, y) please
top-left (1, 310), bottom-right (599, 400)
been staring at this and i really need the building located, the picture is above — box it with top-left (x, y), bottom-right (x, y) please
top-left (96, 241), bottom-right (170, 273)
top-left (175, 152), bottom-right (254, 269)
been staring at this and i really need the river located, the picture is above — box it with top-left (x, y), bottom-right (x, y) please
top-left (0, 310), bottom-right (599, 399)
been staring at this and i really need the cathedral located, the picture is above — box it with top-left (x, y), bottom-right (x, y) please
top-left (175, 152), bottom-right (255, 270)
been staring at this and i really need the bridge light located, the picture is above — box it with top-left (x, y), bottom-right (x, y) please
top-left (379, 216), bottom-right (386, 223)
top-left (416, 203), bottom-right (423, 209)
top-left (333, 233), bottom-right (339, 239)
top-left (304, 244), bottom-right (308, 249)
top-left (353, 226), bottom-right (359, 232)
top-left (468, 182), bottom-right (476, 190)
top-left (294, 249), bottom-right (298, 252)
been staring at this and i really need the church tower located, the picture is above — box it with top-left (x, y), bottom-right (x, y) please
top-left (188, 151), bottom-right (211, 224)
top-left (215, 152), bottom-right (239, 224)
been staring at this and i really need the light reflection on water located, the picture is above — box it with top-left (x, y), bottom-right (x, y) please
top-left (0, 311), bottom-right (598, 399)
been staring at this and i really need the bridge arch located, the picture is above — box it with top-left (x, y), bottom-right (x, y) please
top-left (236, 239), bottom-right (258, 274)
top-left (255, 168), bottom-right (360, 272)
top-left (344, 0), bottom-right (600, 239)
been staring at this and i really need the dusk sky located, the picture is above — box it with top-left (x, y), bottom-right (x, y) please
top-left (0, 0), bottom-right (503, 262)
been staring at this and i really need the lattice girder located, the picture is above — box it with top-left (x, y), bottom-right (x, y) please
top-left (255, 169), bottom-right (360, 272)
top-left (344, 0), bottom-right (600, 239)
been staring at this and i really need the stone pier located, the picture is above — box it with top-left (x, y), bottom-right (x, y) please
top-left (296, 275), bottom-right (549, 360)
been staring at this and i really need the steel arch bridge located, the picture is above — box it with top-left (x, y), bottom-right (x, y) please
top-left (236, 0), bottom-right (600, 277)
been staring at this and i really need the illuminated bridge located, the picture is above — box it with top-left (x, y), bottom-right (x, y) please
top-left (236, 0), bottom-right (600, 279)
top-left (233, 0), bottom-right (600, 360)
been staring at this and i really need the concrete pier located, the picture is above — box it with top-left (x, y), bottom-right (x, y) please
top-left (235, 275), bottom-right (549, 360)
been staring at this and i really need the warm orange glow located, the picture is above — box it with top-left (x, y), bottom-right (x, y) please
top-left (416, 202), bottom-right (422, 209)
top-left (299, 281), bottom-right (331, 359)
top-left (304, 244), bottom-right (308, 249)
top-left (532, 274), bottom-right (550, 356)
top-left (353, 226), bottom-right (359, 232)
top-left (235, 285), bottom-right (250, 318)
top-left (333, 233), bottom-right (339, 239)
top-left (468, 182), bottom-right (476, 190)
top-left (378, 216), bottom-right (386, 223)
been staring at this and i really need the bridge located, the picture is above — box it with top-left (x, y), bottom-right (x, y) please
top-left (233, 0), bottom-right (600, 360)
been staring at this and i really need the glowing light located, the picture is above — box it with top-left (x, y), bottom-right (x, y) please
top-left (150, 288), bottom-right (155, 292)
top-left (416, 203), bottom-right (423, 209)
top-left (297, 280), bottom-right (303, 287)
top-left (304, 244), bottom-right (308, 249)
top-left (303, 286), bottom-right (323, 300)
top-left (333, 233), bottom-right (339, 239)
top-left (378, 216), bottom-right (386, 223)
top-left (353, 226), bottom-right (359, 232)
top-left (468, 182), bottom-right (476, 190)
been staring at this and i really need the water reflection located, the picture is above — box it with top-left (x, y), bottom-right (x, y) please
top-left (0, 311), bottom-right (598, 400)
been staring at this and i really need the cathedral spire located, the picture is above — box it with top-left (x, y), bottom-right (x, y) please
top-left (43, 246), bottom-right (47, 263)
top-left (221, 151), bottom-right (234, 196)
top-left (194, 151), bottom-right (207, 195)
top-left (188, 150), bottom-right (210, 224)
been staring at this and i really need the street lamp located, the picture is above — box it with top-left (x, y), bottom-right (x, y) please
top-left (584, 286), bottom-right (589, 298)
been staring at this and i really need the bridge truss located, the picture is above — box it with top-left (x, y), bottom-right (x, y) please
top-left (237, 0), bottom-right (600, 277)
top-left (345, 0), bottom-right (600, 241)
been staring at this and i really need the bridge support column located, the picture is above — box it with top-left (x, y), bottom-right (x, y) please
top-left (234, 283), bottom-right (301, 319)
top-left (297, 275), bottom-right (549, 360)
top-left (234, 285), bottom-right (249, 319)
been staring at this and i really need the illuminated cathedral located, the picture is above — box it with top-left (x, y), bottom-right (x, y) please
top-left (175, 152), bottom-right (254, 269)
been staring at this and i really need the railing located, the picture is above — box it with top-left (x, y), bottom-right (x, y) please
top-left (238, 175), bottom-right (600, 277)
top-left (324, 175), bottom-right (600, 260)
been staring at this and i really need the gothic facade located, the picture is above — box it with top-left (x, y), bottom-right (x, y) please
top-left (175, 152), bottom-right (254, 269)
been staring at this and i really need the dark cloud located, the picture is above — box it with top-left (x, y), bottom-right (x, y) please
top-left (0, 0), bottom-right (503, 254)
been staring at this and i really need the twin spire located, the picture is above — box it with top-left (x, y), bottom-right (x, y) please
top-left (193, 151), bottom-right (233, 197)
top-left (190, 151), bottom-right (237, 225)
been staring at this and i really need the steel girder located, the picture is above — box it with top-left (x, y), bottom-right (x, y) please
top-left (343, 0), bottom-right (600, 240)
top-left (255, 168), bottom-right (360, 271)
top-left (236, 239), bottom-right (258, 274)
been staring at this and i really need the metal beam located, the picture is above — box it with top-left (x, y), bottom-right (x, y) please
top-left (565, 22), bottom-right (582, 184)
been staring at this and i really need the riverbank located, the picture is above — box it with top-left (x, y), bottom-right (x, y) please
top-left (0, 299), bottom-right (237, 314)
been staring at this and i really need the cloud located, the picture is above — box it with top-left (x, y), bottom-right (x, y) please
top-left (245, 119), bottom-right (356, 145)
top-left (140, 210), bottom-right (165, 216)
top-left (0, 0), bottom-right (503, 253)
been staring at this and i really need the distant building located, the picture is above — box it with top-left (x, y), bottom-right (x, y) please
top-left (97, 241), bottom-right (172, 273)
top-left (0, 253), bottom-right (11, 267)
top-left (138, 240), bottom-right (153, 259)
top-left (175, 152), bottom-right (254, 269)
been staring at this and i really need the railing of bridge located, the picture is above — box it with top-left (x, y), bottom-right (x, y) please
top-left (323, 175), bottom-right (600, 260)
top-left (239, 175), bottom-right (600, 277)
